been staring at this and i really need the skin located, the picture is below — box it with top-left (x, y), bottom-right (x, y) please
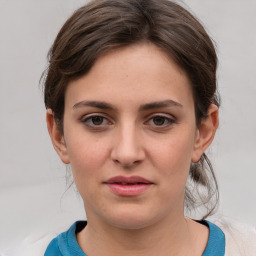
top-left (47, 43), bottom-right (218, 256)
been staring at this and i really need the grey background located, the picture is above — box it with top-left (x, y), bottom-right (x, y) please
top-left (0, 0), bottom-right (256, 251)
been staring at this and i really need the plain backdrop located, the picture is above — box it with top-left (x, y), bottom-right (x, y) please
top-left (0, 0), bottom-right (256, 251)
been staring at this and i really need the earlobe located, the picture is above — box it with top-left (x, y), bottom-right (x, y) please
top-left (46, 109), bottom-right (70, 164)
top-left (191, 104), bottom-right (219, 163)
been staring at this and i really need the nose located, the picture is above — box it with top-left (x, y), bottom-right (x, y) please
top-left (110, 123), bottom-right (145, 168)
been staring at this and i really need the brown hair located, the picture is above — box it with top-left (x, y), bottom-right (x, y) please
top-left (42, 0), bottom-right (220, 219)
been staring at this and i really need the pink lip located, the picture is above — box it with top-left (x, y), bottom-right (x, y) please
top-left (104, 176), bottom-right (153, 196)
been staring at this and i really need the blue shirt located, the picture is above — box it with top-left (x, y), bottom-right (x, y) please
top-left (44, 220), bottom-right (225, 256)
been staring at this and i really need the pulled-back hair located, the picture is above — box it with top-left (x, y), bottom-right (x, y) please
top-left (42, 0), bottom-right (220, 219)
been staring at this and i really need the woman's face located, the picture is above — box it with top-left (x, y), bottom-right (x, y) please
top-left (54, 43), bottom-right (208, 229)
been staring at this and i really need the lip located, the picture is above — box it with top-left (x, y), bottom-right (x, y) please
top-left (103, 176), bottom-right (154, 196)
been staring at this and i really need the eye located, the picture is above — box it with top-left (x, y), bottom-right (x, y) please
top-left (90, 116), bottom-right (105, 125)
top-left (81, 114), bottom-right (112, 128)
top-left (146, 115), bottom-right (175, 127)
top-left (152, 116), bottom-right (168, 126)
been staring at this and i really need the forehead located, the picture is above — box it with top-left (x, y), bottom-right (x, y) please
top-left (65, 43), bottom-right (194, 111)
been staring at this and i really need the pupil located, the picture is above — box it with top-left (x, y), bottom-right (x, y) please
top-left (92, 116), bottom-right (103, 125)
top-left (153, 117), bottom-right (165, 125)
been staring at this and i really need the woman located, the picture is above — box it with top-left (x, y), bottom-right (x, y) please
top-left (42, 0), bottom-right (253, 255)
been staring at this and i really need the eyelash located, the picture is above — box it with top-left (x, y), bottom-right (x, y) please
top-left (80, 114), bottom-right (176, 129)
top-left (145, 115), bottom-right (176, 128)
top-left (81, 114), bottom-right (112, 128)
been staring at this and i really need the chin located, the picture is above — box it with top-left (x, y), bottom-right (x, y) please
top-left (102, 207), bottom-right (164, 230)
top-left (109, 218), bottom-right (155, 230)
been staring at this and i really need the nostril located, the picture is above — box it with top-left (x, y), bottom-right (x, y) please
top-left (112, 157), bottom-right (143, 168)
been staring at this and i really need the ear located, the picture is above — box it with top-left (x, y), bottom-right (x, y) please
top-left (191, 104), bottom-right (219, 163)
top-left (46, 109), bottom-right (70, 164)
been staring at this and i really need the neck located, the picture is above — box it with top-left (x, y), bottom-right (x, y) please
top-left (77, 213), bottom-right (206, 256)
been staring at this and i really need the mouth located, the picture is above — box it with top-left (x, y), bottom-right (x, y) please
top-left (103, 176), bottom-right (154, 196)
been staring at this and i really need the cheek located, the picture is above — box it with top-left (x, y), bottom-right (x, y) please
top-left (66, 137), bottom-right (111, 202)
top-left (139, 139), bottom-right (193, 216)
top-left (149, 131), bottom-right (195, 177)
top-left (65, 135), bottom-right (110, 181)
top-left (148, 134), bottom-right (195, 206)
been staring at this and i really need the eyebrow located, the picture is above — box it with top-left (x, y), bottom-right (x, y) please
top-left (72, 99), bottom-right (183, 111)
top-left (73, 100), bottom-right (116, 110)
top-left (139, 100), bottom-right (183, 111)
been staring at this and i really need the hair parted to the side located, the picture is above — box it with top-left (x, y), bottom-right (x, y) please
top-left (42, 0), bottom-right (220, 219)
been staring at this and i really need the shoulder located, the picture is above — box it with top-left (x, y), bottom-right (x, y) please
top-left (1, 222), bottom-right (84, 256)
top-left (200, 220), bottom-right (225, 256)
top-left (44, 221), bottom-right (86, 256)
top-left (1, 233), bottom-right (56, 256)
top-left (2, 221), bottom-right (86, 256)
top-left (210, 217), bottom-right (256, 256)
top-left (44, 237), bottom-right (61, 256)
